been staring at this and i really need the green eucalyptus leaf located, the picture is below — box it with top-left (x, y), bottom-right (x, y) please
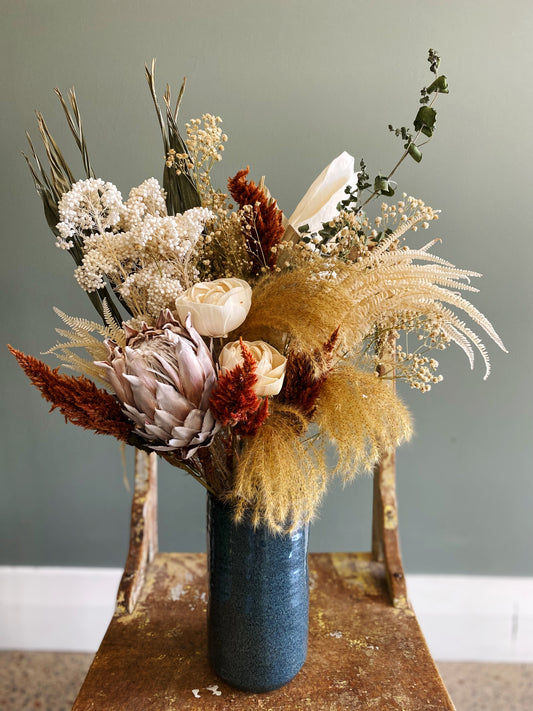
top-left (407, 143), bottom-right (423, 163)
top-left (414, 106), bottom-right (437, 137)
top-left (426, 75), bottom-right (449, 94)
top-left (374, 175), bottom-right (395, 197)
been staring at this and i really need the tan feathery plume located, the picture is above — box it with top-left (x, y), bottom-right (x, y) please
top-left (229, 401), bottom-right (326, 533)
top-left (314, 363), bottom-right (413, 477)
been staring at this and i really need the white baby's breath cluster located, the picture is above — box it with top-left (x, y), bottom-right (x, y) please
top-left (395, 348), bottom-right (445, 392)
top-left (366, 311), bottom-right (451, 392)
top-left (60, 177), bottom-right (212, 319)
top-left (374, 195), bottom-right (439, 238)
top-left (56, 178), bottom-right (122, 250)
top-left (293, 192), bottom-right (440, 270)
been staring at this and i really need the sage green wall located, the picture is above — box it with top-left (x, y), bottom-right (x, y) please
top-left (2, 0), bottom-right (531, 575)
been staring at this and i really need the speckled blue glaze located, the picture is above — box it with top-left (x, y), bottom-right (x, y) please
top-left (207, 493), bottom-right (309, 693)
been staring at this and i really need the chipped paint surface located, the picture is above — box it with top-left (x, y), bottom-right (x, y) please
top-left (383, 504), bottom-right (398, 530)
top-left (74, 552), bottom-right (455, 710)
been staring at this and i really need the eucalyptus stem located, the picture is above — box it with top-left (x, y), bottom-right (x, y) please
top-left (358, 91), bottom-right (440, 213)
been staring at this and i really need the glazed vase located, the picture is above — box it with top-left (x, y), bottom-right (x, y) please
top-left (206, 492), bottom-right (309, 693)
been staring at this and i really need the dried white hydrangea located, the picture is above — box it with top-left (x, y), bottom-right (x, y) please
top-left (57, 177), bottom-right (212, 319)
top-left (120, 178), bottom-right (167, 230)
top-left (56, 178), bottom-right (123, 250)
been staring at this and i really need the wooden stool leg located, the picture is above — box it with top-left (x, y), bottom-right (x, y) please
top-left (116, 450), bottom-right (158, 615)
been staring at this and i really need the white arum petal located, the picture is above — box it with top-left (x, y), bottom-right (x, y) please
top-left (289, 151), bottom-right (358, 234)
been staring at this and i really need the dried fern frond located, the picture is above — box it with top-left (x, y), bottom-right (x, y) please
top-left (344, 256), bottom-right (506, 378)
top-left (52, 351), bottom-right (110, 388)
top-left (239, 245), bottom-right (506, 378)
top-left (314, 364), bottom-right (412, 479)
top-left (229, 402), bottom-right (326, 533)
top-left (45, 307), bottom-right (125, 381)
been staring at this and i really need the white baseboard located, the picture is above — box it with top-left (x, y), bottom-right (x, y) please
top-left (1, 567), bottom-right (532, 662)
top-left (407, 574), bottom-right (533, 662)
top-left (0, 567), bottom-right (121, 653)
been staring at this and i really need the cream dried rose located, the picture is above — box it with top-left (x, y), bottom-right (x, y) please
top-left (219, 340), bottom-right (287, 397)
top-left (288, 151), bottom-right (358, 234)
top-left (174, 277), bottom-right (252, 338)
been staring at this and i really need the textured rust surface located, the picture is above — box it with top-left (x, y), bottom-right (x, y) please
top-left (73, 552), bottom-right (455, 710)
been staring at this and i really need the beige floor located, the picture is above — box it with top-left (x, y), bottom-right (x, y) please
top-left (0, 652), bottom-right (532, 710)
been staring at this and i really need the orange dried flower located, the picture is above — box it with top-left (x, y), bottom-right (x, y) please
top-left (209, 339), bottom-right (269, 437)
top-left (235, 397), bottom-right (270, 437)
top-left (280, 328), bottom-right (339, 420)
top-left (227, 167), bottom-right (285, 273)
top-left (8, 346), bottom-right (132, 442)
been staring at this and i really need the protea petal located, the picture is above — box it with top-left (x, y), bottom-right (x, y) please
top-left (175, 341), bottom-right (206, 405)
top-left (183, 409), bottom-right (204, 432)
top-left (122, 403), bottom-right (148, 428)
top-left (153, 408), bottom-right (181, 433)
top-left (155, 381), bottom-right (192, 421)
top-left (152, 353), bottom-right (182, 391)
top-left (123, 374), bottom-right (157, 420)
top-left (99, 310), bottom-right (219, 459)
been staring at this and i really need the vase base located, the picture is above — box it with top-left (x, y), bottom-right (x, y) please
top-left (209, 657), bottom-right (306, 694)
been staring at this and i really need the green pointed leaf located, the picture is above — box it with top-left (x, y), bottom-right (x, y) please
top-left (373, 175), bottom-right (395, 197)
top-left (426, 75), bottom-right (449, 94)
top-left (407, 143), bottom-right (423, 163)
top-left (414, 106), bottom-right (437, 137)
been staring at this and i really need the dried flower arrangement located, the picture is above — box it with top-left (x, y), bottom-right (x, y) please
top-left (10, 51), bottom-right (505, 532)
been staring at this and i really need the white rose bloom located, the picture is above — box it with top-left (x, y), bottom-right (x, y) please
top-left (175, 278), bottom-right (252, 338)
top-left (288, 151), bottom-right (358, 234)
top-left (219, 340), bottom-right (287, 397)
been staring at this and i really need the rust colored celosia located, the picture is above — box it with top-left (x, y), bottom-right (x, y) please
top-left (280, 328), bottom-right (340, 420)
top-left (227, 167), bottom-right (285, 273)
top-left (209, 339), bottom-right (269, 437)
top-left (235, 396), bottom-right (269, 437)
top-left (9, 346), bottom-right (133, 441)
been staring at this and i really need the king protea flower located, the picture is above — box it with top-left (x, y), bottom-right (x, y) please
top-left (97, 310), bottom-right (219, 459)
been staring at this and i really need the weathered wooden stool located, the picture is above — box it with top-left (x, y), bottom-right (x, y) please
top-left (73, 449), bottom-right (455, 710)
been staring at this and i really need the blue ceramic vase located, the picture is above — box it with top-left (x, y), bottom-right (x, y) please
top-left (207, 493), bottom-right (309, 693)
